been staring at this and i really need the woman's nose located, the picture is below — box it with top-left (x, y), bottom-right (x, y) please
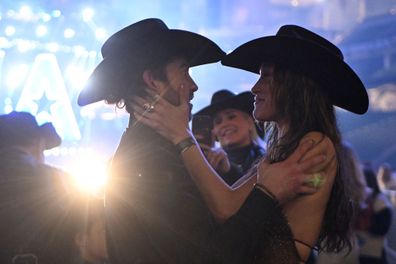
top-left (251, 82), bottom-right (260, 94)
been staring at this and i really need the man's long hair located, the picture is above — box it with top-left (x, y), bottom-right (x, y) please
top-left (104, 55), bottom-right (177, 114)
top-left (264, 66), bottom-right (355, 253)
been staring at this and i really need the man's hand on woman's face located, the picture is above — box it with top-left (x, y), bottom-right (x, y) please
top-left (130, 85), bottom-right (191, 144)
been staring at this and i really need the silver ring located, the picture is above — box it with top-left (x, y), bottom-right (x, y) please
top-left (143, 103), bottom-right (155, 112)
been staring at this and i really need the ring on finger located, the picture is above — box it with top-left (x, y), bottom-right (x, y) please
top-left (304, 172), bottom-right (325, 188)
top-left (143, 102), bottom-right (155, 113)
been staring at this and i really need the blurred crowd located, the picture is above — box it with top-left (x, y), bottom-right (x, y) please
top-left (0, 111), bottom-right (108, 264)
top-left (316, 146), bottom-right (396, 264)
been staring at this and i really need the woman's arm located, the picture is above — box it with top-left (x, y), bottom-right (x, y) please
top-left (131, 87), bottom-right (329, 221)
top-left (180, 137), bottom-right (255, 221)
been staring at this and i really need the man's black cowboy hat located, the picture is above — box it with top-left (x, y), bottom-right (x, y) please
top-left (221, 25), bottom-right (369, 115)
top-left (0, 111), bottom-right (61, 149)
top-left (194, 90), bottom-right (264, 138)
top-left (78, 18), bottom-right (225, 106)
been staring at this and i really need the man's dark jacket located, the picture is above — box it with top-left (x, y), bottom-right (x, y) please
top-left (106, 123), bottom-right (300, 264)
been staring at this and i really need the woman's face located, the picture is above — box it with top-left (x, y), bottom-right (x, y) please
top-left (251, 64), bottom-right (278, 122)
top-left (212, 108), bottom-right (253, 148)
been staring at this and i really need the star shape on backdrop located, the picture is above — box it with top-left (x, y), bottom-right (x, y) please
top-left (34, 91), bottom-right (56, 114)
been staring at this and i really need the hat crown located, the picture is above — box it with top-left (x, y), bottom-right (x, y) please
top-left (5, 111), bottom-right (39, 131)
top-left (0, 111), bottom-right (61, 149)
top-left (277, 25), bottom-right (344, 60)
top-left (210, 90), bottom-right (237, 105)
top-left (101, 18), bottom-right (168, 58)
top-left (78, 18), bottom-right (225, 106)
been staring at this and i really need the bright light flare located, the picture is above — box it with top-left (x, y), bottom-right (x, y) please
top-left (64, 28), bottom-right (76, 39)
top-left (19, 5), bottom-right (33, 19)
top-left (16, 40), bottom-right (34, 52)
top-left (36, 25), bottom-right (48, 37)
top-left (68, 152), bottom-right (109, 196)
top-left (51, 10), bottom-right (62, 18)
top-left (95, 28), bottom-right (107, 41)
top-left (5, 26), bottom-right (16, 36)
top-left (65, 64), bottom-right (91, 90)
top-left (41, 13), bottom-right (52, 22)
top-left (47, 42), bottom-right (60, 52)
top-left (6, 64), bottom-right (30, 89)
top-left (82, 8), bottom-right (94, 22)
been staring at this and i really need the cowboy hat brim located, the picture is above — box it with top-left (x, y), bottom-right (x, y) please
top-left (221, 36), bottom-right (369, 115)
top-left (39, 123), bottom-right (62, 149)
top-left (194, 91), bottom-right (264, 138)
top-left (78, 29), bottom-right (225, 106)
top-left (194, 92), bottom-right (254, 117)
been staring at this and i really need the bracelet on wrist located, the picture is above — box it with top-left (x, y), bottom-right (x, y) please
top-left (254, 183), bottom-right (278, 203)
top-left (175, 136), bottom-right (196, 154)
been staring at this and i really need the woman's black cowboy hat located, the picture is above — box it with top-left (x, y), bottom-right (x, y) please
top-left (78, 18), bottom-right (225, 106)
top-left (194, 90), bottom-right (264, 137)
top-left (221, 25), bottom-right (369, 115)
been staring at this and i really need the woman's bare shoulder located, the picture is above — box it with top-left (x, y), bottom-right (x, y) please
top-left (299, 131), bottom-right (335, 161)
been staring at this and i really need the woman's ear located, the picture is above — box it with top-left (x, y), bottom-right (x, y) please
top-left (143, 69), bottom-right (162, 94)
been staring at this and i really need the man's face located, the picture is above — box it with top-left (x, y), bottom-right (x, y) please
top-left (160, 58), bottom-right (198, 116)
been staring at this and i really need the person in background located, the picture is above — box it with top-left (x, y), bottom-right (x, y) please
top-left (194, 89), bottom-right (265, 185)
top-left (356, 165), bottom-right (393, 263)
top-left (316, 142), bottom-right (367, 264)
top-left (0, 111), bottom-right (73, 264)
top-left (134, 24), bottom-right (369, 262)
top-left (78, 18), bottom-right (330, 264)
top-left (378, 163), bottom-right (396, 191)
top-left (0, 111), bottom-right (61, 163)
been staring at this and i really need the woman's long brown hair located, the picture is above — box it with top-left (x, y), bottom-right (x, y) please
top-left (264, 66), bottom-right (355, 253)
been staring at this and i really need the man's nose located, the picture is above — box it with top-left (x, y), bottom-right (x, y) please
top-left (190, 81), bottom-right (198, 93)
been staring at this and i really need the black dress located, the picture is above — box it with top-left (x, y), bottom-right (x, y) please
top-left (105, 122), bottom-right (300, 264)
